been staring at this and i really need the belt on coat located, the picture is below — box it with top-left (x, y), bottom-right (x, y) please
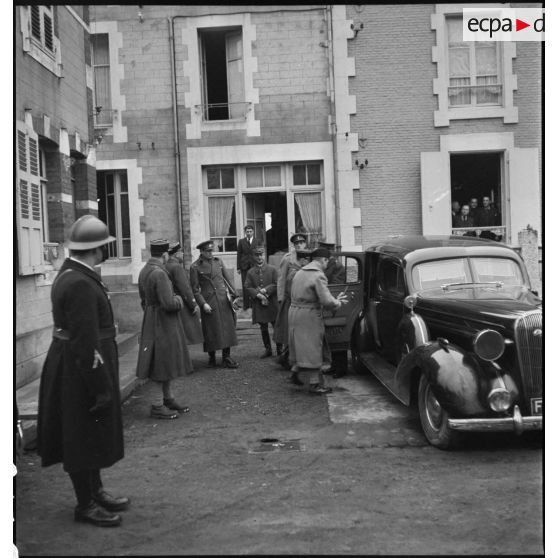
top-left (289, 302), bottom-right (321, 310)
top-left (52, 325), bottom-right (117, 341)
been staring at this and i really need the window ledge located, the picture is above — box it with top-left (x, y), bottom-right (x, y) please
top-left (201, 120), bottom-right (249, 132)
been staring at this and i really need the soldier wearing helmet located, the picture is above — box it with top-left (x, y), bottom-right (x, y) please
top-left (37, 215), bottom-right (129, 528)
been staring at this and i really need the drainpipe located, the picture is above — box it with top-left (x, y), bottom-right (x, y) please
top-left (325, 5), bottom-right (342, 249)
top-left (168, 17), bottom-right (184, 247)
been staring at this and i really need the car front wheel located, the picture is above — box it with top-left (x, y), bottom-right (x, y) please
top-left (418, 374), bottom-right (460, 449)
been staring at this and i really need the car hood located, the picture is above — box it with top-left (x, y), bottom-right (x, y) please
top-left (415, 285), bottom-right (542, 323)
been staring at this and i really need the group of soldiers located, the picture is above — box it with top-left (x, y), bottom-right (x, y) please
top-left (35, 214), bottom-right (348, 527)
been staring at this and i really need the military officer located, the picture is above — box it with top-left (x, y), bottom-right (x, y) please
top-left (277, 233), bottom-right (307, 303)
top-left (165, 241), bottom-right (203, 347)
top-left (190, 240), bottom-right (239, 368)
top-left (244, 246), bottom-right (279, 358)
top-left (137, 239), bottom-right (193, 419)
top-left (288, 247), bottom-right (348, 394)
top-left (37, 215), bottom-right (128, 527)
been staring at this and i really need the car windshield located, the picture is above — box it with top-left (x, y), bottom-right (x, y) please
top-left (411, 257), bottom-right (524, 292)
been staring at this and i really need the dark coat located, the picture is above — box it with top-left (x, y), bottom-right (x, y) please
top-left (245, 263), bottom-right (278, 324)
top-left (190, 257), bottom-right (238, 352)
top-left (476, 207), bottom-right (500, 227)
top-left (452, 214), bottom-right (476, 228)
top-left (166, 256), bottom-right (204, 345)
top-left (325, 258), bottom-right (346, 284)
top-left (273, 261), bottom-right (301, 345)
top-left (288, 261), bottom-right (341, 369)
top-left (136, 259), bottom-right (193, 380)
top-left (37, 258), bottom-right (124, 473)
top-left (236, 237), bottom-right (258, 271)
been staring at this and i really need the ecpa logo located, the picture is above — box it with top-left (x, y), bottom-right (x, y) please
top-left (462, 8), bottom-right (545, 42)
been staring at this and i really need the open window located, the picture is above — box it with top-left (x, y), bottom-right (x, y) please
top-left (91, 33), bottom-right (112, 126)
top-left (199, 28), bottom-right (245, 121)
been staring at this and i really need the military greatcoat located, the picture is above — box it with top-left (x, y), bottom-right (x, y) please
top-left (37, 258), bottom-right (124, 473)
top-left (244, 263), bottom-right (278, 325)
top-left (190, 257), bottom-right (238, 352)
top-left (136, 259), bottom-right (193, 380)
top-left (273, 260), bottom-right (302, 346)
top-left (288, 261), bottom-right (341, 369)
top-left (165, 255), bottom-right (204, 345)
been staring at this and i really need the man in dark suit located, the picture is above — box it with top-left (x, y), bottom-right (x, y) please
top-left (453, 204), bottom-right (477, 237)
top-left (37, 215), bottom-right (128, 527)
top-left (237, 225), bottom-right (258, 310)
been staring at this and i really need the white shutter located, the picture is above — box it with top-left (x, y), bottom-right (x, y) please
top-left (16, 121), bottom-right (44, 275)
top-left (226, 31), bottom-right (245, 119)
top-left (200, 35), bottom-right (209, 120)
top-left (508, 148), bottom-right (541, 246)
top-left (420, 151), bottom-right (452, 235)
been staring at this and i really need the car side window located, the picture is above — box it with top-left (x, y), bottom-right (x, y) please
top-left (377, 259), bottom-right (405, 297)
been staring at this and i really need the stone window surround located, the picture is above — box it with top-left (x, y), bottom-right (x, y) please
top-left (431, 3), bottom-right (518, 127)
top-left (181, 13), bottom-right (260, 139)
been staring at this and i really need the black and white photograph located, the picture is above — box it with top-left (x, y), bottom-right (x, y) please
top-left (14, 3), bottom-right (545, 555)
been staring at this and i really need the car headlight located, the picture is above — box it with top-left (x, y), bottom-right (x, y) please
top-left (473, 329), bottom-right (505, 361)
top-left (488, 387), bottom-right (512, 412)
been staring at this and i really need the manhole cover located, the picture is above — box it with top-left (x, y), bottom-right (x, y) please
top-left (250, 439), bottom-right (303, 453)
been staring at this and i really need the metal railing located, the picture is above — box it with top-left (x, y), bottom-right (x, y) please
top-left (194, 102), bottom-right (252, 121)
top-left (452, 225), bottom-right (506, 240)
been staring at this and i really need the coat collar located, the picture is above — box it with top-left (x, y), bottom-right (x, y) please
top-left (301, 260), bottom-right (324, 273)
top-left (147, 257), bottom-right (166, 270)
top-left (59, 258), bottom-right (107, 289)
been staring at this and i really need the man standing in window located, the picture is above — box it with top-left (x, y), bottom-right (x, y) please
top-left (237, 225), bottom-right (258, 310)
top-left (477, 196), bottom-right (501, 240)
top-left (37, 215), bottom-right (128, 527)
top-left (137, 239), bottom-right (193, 419)
top-left (191, 240), bottom-right (239, 368)
top-left (244, 246), bottom-right (279, 358)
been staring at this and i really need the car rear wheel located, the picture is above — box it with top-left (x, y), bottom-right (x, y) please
top-left (418, 374), bottom-right (460, 449)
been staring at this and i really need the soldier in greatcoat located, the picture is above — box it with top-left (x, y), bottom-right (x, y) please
top-left (37, 215), bottom-right (128, 528)
top-left (136, 239), bottom-right (193, 419)
top-left (165, 241), bottom-right (203, 347)
top-left (318, 241), bottom-right (348, 378)
top-left (288, 247), bottom-right (348, 394)
top-left (273, 248), bottom-right (311, 374)
top-left (244, 246), bottom-right (279, 358)
top-left (190, 240), bottom-right (239, 368)
top-left (277, 233), bottom-right (307, 304)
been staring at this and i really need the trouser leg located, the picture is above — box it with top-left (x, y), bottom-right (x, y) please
top-left (69, 470), bottom-right (93, 507)
top-left (260, 323), bottom-right (271, 348)
top-left (162, 380), bottom-right (172, 400)
top-left (222, 347), bottom-right (230, 358)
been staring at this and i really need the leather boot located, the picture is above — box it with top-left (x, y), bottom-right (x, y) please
top-left (74, 502), bottom-right (122, 527)
top-left (260, 345), bottom-right (272, 358)
top-left (92, 490), bottom-right (130, 512)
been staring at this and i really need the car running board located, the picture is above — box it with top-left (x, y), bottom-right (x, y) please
top-left (359, 352), bottom-right (406, 405)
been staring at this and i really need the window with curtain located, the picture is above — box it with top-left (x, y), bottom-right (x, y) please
top-left (447, 17), bottom-right (501, 107)
top-left (246, 165), bottom-right (281, 188)
top-left (294, 192), bottom-right (322, 248)
top-left (208, 197), bottom-right (237, 252)
top-left (97, 171), bottom-right (131, 258)
top-left (91, 34), bottom-right (112, 125)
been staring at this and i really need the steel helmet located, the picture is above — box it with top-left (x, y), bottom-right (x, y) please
top-left (67, 215), bottom-right (116, 250)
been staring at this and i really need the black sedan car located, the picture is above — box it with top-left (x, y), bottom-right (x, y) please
top-left (322, 235), bottom-right (542, 449)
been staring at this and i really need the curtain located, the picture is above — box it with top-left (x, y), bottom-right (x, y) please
top-left (295, 193), bottom-right (321, 246)
top-left (93, 34), bottom-right (112, 124)
top-left (209, 197), bottom-right (235, 237)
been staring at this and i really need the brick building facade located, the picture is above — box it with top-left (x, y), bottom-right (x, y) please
top-left (15, 4), bottom-right (542, 389)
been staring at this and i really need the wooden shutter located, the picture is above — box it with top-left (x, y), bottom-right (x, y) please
top-left (43, 9), bottom-right (54, 51)
top-left (508, 148), bottom-right (541, 245)
top-left (225, 31), bottom-right (245, 119)
top-left (16, 121), bottom-right (44, 275)
top-left (420, 151), bottom-right (452, 235)
top-left (30, 6), bottom-right (41, 40)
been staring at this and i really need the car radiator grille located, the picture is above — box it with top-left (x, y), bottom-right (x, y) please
top-left (514, 311), bottom-right (543, 398)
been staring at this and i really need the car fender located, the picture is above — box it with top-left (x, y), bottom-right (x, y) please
top-left (395, 341), bottom-right (486, 416)
top-left (396, 311), bottom-right (430, 359)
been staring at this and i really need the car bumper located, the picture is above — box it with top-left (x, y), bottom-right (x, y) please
top-left (448, 405), bottom-right (542, 435)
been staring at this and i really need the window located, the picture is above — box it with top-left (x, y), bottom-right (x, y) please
top-left (411, 258), bottom-right (471, 291)
top-left (16, 121), bottom-right (44, 275)
top-left (246, 166), bottom-right (281, 188)
top-left (30, 5), bottom-right (54, 54)
top-left (97, 171), bottom-right (131, 258)
top-left (209, 197), bottom-right (237, 252)
top-left (91, 34), bottom-right (112, 126)
top-left (199, 28), bottom-right (245, 121)
top-left (39, 148), bottom-right (49, 243)
top-left (447, 17), bottom-right (501, 107)
top-left (207, 167), bottom-right (235, 190)
top-left (294, 192), bottom-right (322, 248)
top-left (293, 163), bottom-right (321, 186)
top-left (378, 260), bottom-right (405, 297)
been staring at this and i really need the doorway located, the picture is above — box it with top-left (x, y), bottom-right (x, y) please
top-left (244, 192), bottom-right (288, 261)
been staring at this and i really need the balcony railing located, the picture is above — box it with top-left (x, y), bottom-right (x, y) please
top-left (194, 102), bottom-right (252, 121)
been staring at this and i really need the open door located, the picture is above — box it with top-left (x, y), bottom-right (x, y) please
top-left (323, 253), bottom-right (365, 351)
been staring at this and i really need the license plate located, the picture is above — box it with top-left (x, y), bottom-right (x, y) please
top-left (530, 398), bottom-right (543, 415)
